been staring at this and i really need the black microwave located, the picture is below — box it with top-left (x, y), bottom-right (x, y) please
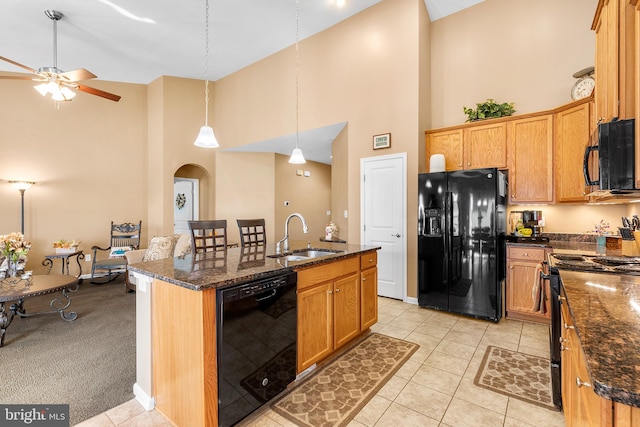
top-left (584, 118), bottom-right (636, 190)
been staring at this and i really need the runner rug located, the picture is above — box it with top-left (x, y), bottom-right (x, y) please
top-left (272, 333), bottom-right (419, 427)
top-left (474, 345), bottom-right (557, 410)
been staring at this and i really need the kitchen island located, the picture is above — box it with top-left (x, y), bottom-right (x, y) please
top-left (557, 267), bottom-right (640, 425)
top-left (127, 240), bottom-right (380, 427)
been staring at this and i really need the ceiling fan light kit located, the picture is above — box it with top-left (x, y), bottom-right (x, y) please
top-left (0, 9), bottom-right (121, 102)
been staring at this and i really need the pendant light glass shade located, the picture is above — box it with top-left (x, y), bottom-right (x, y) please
top-left (193, 0), bottom-right (219, 148)
top-left (288, 147), bottom-right (306, 164)
top-left (289, 0), bottom-right (306, 164)
top-left (194, 125), bottom-right (219, 148)
top-left (35, 81), bottom-right (76, 101)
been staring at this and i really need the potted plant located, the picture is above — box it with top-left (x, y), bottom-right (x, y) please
top-left (463, 98), bottom-right (515, 122)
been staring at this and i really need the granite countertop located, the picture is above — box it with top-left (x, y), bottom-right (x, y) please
top-left (127, 240), bottom-right (380, 291)
top-left (560, 269), bottom-right (640, 407)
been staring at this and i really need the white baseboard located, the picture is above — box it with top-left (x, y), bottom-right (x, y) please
top-left (405, 296), bottom-right (418, 305)
top-left (133, 383), bottom-right (155, 411)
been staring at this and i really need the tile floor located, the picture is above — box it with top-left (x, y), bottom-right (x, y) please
top-left (76, 297), bottom-right (565, 427)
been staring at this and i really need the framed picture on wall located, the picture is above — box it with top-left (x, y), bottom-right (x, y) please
top-left (373, 133), bottom-right (391, 149)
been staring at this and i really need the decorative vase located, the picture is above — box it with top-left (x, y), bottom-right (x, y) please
top-left (597, 235), bottom-right (607, 248)
top-left (6, 258), bottom-right (19, 278)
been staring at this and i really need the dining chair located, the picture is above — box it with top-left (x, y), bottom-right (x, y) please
top-left (188, 220), bottom-right (228, 254)
top-left (237, 218), bottom-right (266, 248)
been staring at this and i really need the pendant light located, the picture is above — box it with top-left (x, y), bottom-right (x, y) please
top-left (288, 0), bottom-right (306, 164)
top-left (193, 0), bottom-right (219, 148)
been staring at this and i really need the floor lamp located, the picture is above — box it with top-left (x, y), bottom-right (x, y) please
top-left (9, 181), bottom-right (35, 235)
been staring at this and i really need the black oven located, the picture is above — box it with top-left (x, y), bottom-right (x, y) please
top-left (217, 271), bottom-right (297, 427)
top-left (548, 262), bottom-right (562, 410)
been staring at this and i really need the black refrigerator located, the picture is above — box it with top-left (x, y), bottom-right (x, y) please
top-left (418, 168), bottom-right (507, 321)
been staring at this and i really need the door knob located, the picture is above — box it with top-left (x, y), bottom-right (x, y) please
top-left (391, 234), bottom-right (400, 238)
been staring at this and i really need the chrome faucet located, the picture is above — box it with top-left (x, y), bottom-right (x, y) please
top-left (276, 213), bottom-right (309, 254)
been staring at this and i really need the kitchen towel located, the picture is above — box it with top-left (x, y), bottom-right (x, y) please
top-left (530, 262), bottom-right (546, 314)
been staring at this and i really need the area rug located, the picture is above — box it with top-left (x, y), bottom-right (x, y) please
top-left (272, 333), bottom-right (419, 427)
top-left (474, 345), bottom-right (557, 410)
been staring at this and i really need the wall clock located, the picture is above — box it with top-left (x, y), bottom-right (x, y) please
top-left (571, 66), bottom-right (595, 100)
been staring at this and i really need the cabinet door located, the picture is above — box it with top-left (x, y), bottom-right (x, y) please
top-left (506, 260), bottom-right (540, 315)
top-left (297, 282), bottom-right (333, 373)
top-left (555, 102), bottom-right (592, 203)
top-left (333, 273), bottom-right (360, 350)
top-left (508, 115), bottom-right (554, 203)
top-left (594, 0), bottom-right (619, 123)
top-left (426, 129), bottom-right (463, 171)
top-left (360, 267), bottom-right (378, 330)
top-left (463, 121), bottom-right (507, 169)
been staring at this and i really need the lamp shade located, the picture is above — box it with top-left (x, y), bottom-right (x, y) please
top-left (9, 181), bottom-right (35, 191)
top-left (288, 147), bottom-right (306, 164)
top-left (194, 125), bottom-right (220, 148)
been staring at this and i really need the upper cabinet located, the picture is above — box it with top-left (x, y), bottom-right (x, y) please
top-left (592, 0), bottom-right (640, 188)
top-left (508, 115), bottom-right (554, 204)
top-left (555, 100), bottom-right (595, 203)
top-left (425, 122), bottom-right (507, 172)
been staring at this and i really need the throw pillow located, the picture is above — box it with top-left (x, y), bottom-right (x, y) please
top-left (143, 234), bottom-right (180, 262)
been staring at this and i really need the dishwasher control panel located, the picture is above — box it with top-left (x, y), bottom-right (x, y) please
top-left (218, 272), bottom-right (297, 303)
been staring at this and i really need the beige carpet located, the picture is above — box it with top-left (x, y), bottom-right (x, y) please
top-left (0, 276), bottom-right (135, 426)
top-left (474, 345), bottom-right (557, 410)
top-left (272, 333), bottom-right (419, 427)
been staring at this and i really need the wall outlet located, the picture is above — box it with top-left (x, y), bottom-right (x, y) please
top-left (85, 254), bottom-right (91, 262)
top-left (344, 210), bottom-right (348, 218)
top-left (296, 170), bottom-right (303, 176)
top-left (304, 170), bottom-right (311, 177)
top-left (327, 210), bottom-right (331, 216)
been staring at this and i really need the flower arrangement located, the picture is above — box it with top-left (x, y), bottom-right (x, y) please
top-left (325, 221), bottom-right (339, 239)
top-left (0, 232), bottom-right (31, 262)
top-left (590, 220), bottom-right (611, 236)
top-left (52, 239), bottom-right (81, 249)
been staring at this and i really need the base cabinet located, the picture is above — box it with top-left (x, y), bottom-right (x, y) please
top-left (296, 252), bottom-right (378, 374)
top-left (561, 293), bottom-right (613, 427)
top-left (506, 246), bottom-right (551, 323)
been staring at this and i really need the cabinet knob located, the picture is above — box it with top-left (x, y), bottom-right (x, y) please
top-left (362, 278), bottom-right (367, 282)
top-left (368, 258), bottom-right (374, 263)
top-left (328, 290), bottom-right (333, 295)
top-left (563, 322), bottom-right (575, 330)
top-left (467, 163), bottom-right (471, 166)
top-left (576, 377), bottom-right (592, 388)
top-left (561, 344), bottom-right (570, 351)
top-left (559, 337), bottom-right (569, 344)
top-left (335, 288), bottom-right (341, 293)
top-left (558, 295), bottom-right (566, 302)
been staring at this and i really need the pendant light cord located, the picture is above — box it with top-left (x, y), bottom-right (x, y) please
top-left (204, 0), bottom-right (210, 126)
top-left (295, 0), bottom-right (300, 149)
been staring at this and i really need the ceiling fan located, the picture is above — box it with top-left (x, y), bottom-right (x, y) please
top-left (0, 10), bottom-right (121, 102)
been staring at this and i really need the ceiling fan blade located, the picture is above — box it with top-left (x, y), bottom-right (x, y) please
top-left (0, 75), bottom-right (37, 80)
top-left (76, 84), bottom-right (121, 102)
top-left (0, 55), bottom-right (37, 74)
top-left (59, 68), bottom-right (97, 82)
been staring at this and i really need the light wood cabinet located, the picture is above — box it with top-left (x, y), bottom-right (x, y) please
top-left (560, 293), bottom-right (613, 427)
top-left (463, 121), bottom-right (508, 169)
top-left (296, 254), bottom-right (380, 374)
top-left (425, 122), bottom-right (507, 171)
top-left (506, 246), bottom-right (551, 323)
top-left (508, 115), bottom-right (554, 204)
top-left (360, 252), bottom-right (378, 331)
top-left (554, 100), bottom-right (594, 203)
top-left (425, 129), bottom-right (463, 171)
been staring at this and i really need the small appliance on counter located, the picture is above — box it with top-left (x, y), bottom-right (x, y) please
top-left (508, 210), bottom-right (546, 241)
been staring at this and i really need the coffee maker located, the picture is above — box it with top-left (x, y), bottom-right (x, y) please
top-left (522, 210), bottom-right (543, 236)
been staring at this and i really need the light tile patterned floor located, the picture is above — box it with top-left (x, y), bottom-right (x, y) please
top-left (76, 297), bottom-right (565, 427)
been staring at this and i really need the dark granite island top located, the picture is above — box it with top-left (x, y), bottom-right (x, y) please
top-left (560, 269), bottom-right (640, 407)
top-left (127, 240), bottom-right (380, 291)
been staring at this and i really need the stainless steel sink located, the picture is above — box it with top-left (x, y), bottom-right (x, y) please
top-left (267, 248), bottom-right (344, 260)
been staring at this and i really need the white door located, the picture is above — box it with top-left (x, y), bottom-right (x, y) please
top-left (174, 179), bottom-right (199, 234)
top-left (361, 153), bottom-right (406, 300)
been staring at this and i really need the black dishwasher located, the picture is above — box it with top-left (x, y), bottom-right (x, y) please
top-left (217, 271), bottom-right (297, 427)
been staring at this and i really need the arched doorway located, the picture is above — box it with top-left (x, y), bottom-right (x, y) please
top-left (174, 164), bottom-right (211, 234)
